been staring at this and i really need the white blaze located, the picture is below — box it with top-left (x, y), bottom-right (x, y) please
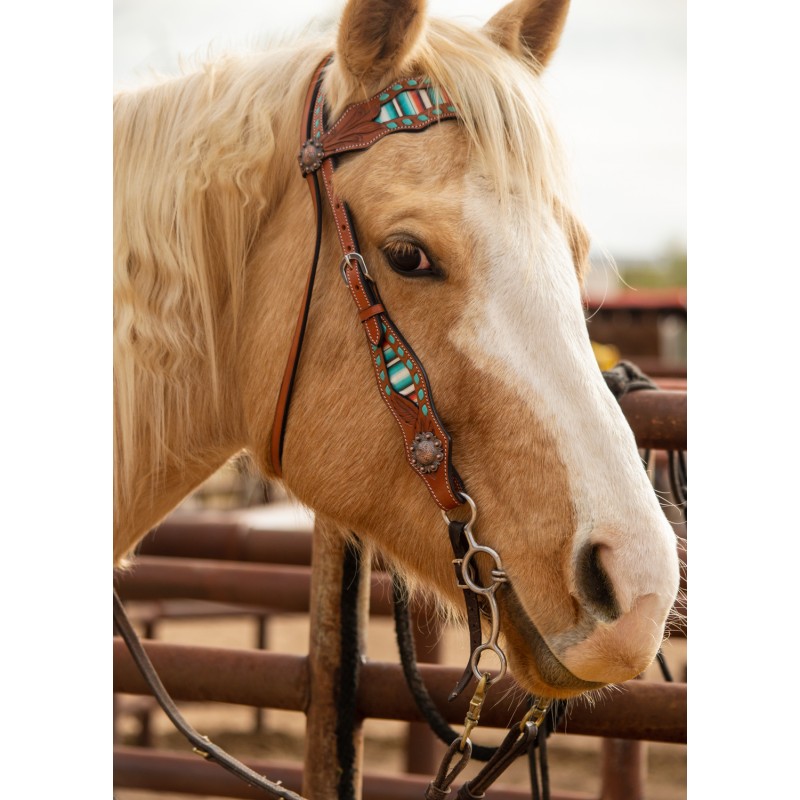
top-left (452, 174), bottom-right (678, 636)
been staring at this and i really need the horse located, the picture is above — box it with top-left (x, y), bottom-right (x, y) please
top-left (113, 0), bottom-right (680, 703)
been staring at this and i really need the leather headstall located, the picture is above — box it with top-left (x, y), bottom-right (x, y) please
top-left (270, 56), bottom-right (467, 513)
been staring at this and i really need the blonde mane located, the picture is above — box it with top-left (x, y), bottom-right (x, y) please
top-left (113, 19), bottom-right (578, 514)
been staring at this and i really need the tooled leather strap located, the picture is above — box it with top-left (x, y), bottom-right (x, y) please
top-left (270, 57), bottom-right (465, 511)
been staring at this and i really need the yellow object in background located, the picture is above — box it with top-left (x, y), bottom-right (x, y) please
top-left (591, 341), bottom-right (621, 372)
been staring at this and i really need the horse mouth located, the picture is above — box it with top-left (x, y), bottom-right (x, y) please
top-left (498, 584), bottom-right (605, 698)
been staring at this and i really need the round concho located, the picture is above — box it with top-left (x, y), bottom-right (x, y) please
top-left (411, 432), bottom-right (444, 474)
top-left (298, 139), bottom-right (325, 174)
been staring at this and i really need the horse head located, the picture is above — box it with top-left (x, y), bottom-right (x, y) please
top-left (114, 0), bottom-right (680, 701)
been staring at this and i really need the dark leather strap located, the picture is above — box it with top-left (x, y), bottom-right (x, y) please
top-left (269, 58), bottom-right (330, 478)
top-left (448, 521), bottom-right (484, 700)
top-left (456, 722), bottom-right (538, 799)
top-left (113, 590), bottom-right (306, 800)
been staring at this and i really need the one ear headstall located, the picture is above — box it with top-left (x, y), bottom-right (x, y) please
top-left (270, 56), bottom-right (466, 512)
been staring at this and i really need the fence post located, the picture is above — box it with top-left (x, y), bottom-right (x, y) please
top-left (303, 518), bottom-right (371, 799)
top-left (600, 738), bottom-right (647, 800)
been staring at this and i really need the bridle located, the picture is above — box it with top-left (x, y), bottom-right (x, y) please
top-left (268, 54), bottom-right (555, 795)
top-left (271, 54), bottom-right (522, 703)
top-left (270, 56), bottom-right (465, 512)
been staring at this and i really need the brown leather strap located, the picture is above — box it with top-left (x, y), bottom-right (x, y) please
top-left (357, 302), bottom-right (385, 323)
top-left (269, 58), bottom-right (329, 477)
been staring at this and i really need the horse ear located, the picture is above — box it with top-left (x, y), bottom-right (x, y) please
top-left (484, 0), bottom-right (570, 71)
top-left (336, 0), bottom-right (427, 93)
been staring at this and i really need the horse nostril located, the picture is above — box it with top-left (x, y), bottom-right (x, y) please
top-left (575, 543), bottom-right (621, 622)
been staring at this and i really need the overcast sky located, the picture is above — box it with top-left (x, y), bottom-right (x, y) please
top-left (113, 0), bottom-right (686, 260)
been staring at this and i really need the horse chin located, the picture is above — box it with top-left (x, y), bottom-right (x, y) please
top-left (498, 585), bottom-right (605, 700)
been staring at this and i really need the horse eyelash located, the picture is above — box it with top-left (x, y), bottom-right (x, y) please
top-left (382, 237), bottom-right (445, 279)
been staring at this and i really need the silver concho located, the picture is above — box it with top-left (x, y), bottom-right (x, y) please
top-left (410, 432), bottom-right (444, 474)
top-left (298, 138), bottom-right (324, 174)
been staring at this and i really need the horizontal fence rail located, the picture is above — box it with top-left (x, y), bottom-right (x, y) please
top-left (113, 640), bottom-right (686, 744)
top-left (114, 746), bottom-right (595, 800)
top-left (114, 555), bottom-right (687, 638)
top-left (618, 390), bottom-right (686, 450)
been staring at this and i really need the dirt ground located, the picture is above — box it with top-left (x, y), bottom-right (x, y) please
top-left (114, 612), bottom-right (686, 799)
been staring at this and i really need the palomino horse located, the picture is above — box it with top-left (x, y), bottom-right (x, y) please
top-left (114, 0), bottom-right (679, 702)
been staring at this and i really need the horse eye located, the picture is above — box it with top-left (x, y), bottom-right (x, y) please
top-left (383, 243), bottom-right (435, 276)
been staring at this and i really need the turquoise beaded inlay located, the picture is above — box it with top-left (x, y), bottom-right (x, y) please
top-left (397, 92), bottom-right (416, 116)
top-left (373, 82), bottom-right (456, 130)
top-left (379, 371), bottom-right (385, 381)
top-left (386, 385), bottom-right (392, 395)
top-left (421, 404), bottom-right (428, 416)
top-left (375, 356), bottom-right (381, 366)
top-left (388, 362), bottom-right (412, 391)
top-left (418, 389), bottom-right (425, 401)
top-left (382, 330), bottom-right (417, 399)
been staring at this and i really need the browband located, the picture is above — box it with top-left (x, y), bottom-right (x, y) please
top-left (270, 56), bottom-right (465, 512)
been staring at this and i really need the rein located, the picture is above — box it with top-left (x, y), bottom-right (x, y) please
top-left (113, 589), bottom-right (304, 800)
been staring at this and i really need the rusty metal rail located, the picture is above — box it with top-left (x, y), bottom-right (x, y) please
top-left (138, 517), bottom-right (313, 564)
top-left (619, 389), bottom-right (686, 450)
top-left (114, 746), bottom-right (595, 800)
top-left (113, 639), bottom-right (686, 744)
top-left (114, 555), bottom-right (686, 638)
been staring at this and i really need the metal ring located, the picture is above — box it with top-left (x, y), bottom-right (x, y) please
top-left (441, 492), bottom-right (477, 528)
top-left (470, 642), bottom-right (508, 684)
top-left (460, 545), bottom-right (505, 595)
top-left (339, 252), bottom-right (373, 284)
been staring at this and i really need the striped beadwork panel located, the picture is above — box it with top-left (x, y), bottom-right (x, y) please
top-left (372, 323), bottom-right (430, 417)
top-left (373, 81), bottom-right (456, 130)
